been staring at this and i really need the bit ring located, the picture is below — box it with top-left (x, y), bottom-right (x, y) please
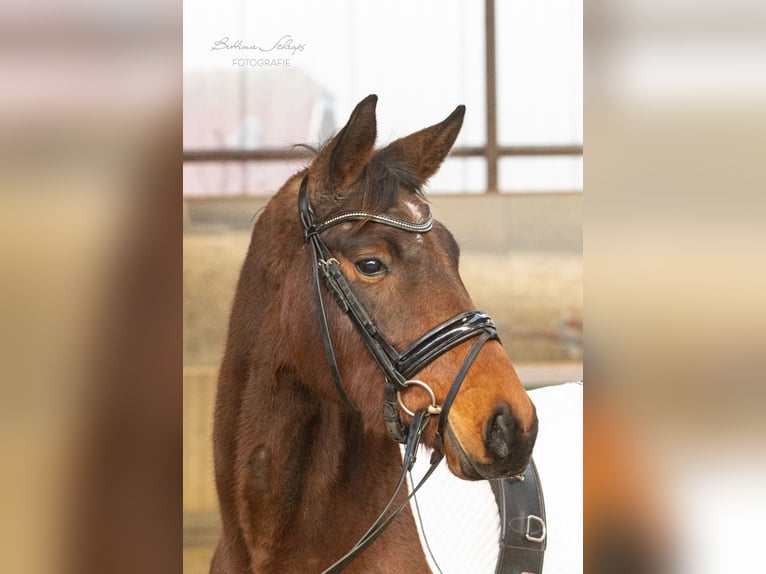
top-left (396, 379), bottom-right (442, 416)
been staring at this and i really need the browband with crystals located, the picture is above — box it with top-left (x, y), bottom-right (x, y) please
top-left (307, 210), bottom-right (434, 237)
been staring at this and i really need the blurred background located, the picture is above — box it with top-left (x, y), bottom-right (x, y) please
top-left (586, 1), bottom-right (766, 572)
top-left (1, 1), bottom-right (180, 573)
top-left (182, 1), bottom-right (582, 570)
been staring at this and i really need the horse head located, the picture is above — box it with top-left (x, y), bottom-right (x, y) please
top-left (272, 95), bottom-right (537, 480)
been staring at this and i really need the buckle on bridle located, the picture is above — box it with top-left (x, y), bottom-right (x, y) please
top-left (318, 257), bottom-right (340, 272)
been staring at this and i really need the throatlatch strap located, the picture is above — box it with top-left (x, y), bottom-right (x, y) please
top-left (490, 459), bottom-right (547, 574)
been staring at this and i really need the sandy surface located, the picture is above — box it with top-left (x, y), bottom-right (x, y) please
top-left (184, 546), bottom-right (215, 574)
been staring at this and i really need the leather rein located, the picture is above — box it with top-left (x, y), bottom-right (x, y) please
top-left (298, 175), bottom-right (499, 572)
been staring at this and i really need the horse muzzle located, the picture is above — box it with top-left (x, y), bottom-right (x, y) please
top-left (443, 402), bottom-right (538, 480)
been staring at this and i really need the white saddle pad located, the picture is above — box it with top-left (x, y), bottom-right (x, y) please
top-left (407, 382), bottom-right (583, 573)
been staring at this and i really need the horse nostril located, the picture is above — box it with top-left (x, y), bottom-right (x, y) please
top-left (486, 404), bottom-right (515, 459)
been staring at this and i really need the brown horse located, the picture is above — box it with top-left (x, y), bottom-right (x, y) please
top-left (211, 95), bottom-right (538, 573)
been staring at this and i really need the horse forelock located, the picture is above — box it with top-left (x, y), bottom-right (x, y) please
top-left (304, 143), bottom-right (427, 219)
top-left (353, 152), bottom-right (426, 213)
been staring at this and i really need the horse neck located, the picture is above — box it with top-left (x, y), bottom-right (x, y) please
top-left (241, 364), bottom-right (430, 572)
top-left (220, 203), bottom-right (431, 571)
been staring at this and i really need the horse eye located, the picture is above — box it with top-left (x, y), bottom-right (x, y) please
top-left (355, 258), bottom-right (386, 276)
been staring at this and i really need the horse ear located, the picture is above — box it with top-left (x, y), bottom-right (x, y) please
top-left (381, 105), bottom-right (465, 181)
top-left (314, 94), bottom-right (378, 193)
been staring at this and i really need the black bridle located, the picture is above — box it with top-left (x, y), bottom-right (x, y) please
top-left (298, 175), bottom-right (500, 571)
